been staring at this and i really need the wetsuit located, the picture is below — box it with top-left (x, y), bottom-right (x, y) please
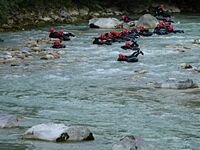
top-left (93, 38), bottom-right (112, 45)
top-left (121, 41), bottom-right (139, 50)
top-left (64, 32), bottom-right (75, 37)
top-left (155, 7), bottom-right (171, 17)
top-left (49, 32), bottom-right (60, 39)
top-left (118, 49), bottom-right (144, 62)
top-left (139, 29), bottom-right (153, 36)
top-left (154, 26), bottom-right (168, 35)
top-left (51, 44), bottom-right (66, 48)
top-left (0, 38), bottom-right (3, 42)
top-left (49, 32), bottom-right (70, 41)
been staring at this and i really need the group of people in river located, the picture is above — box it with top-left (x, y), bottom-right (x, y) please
top-left (48, 27), bottom-right (75, 48)
top-left (47, 3), bottom-right (184, 63)
top-left (93, 3), bottom-right (184, 63)
top-left (92, 26), bottom-right (144, 62)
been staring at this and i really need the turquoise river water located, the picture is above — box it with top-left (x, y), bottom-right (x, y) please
top-left (0, 14), bottom-right (200, 150)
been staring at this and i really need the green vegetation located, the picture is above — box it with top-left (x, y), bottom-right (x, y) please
top-left (0, 0), bottom-right (199, 26)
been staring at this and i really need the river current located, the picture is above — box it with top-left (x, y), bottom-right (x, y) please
top-left (0, 14), bottom-right (200, 150)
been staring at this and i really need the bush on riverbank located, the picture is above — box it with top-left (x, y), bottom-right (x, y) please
top-left (0, 0), bottom-right (199, 31)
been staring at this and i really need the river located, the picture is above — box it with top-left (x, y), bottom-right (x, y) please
top-left (0, 14), bottom-right (200, 150)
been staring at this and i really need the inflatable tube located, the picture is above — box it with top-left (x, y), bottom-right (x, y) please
top-left (139, 32), bottom-right (153, 37)
top-left (117, 56), bottom-right (138, 62)
top-left (64, 32), bottom-right (75, 37)
top-left (49, 32), bottom-right (60, 39)
top-left (60, 36), bottom-right (70, 41)
top-left (93, 38), bottom-right (112, 45)
top-left (121, 46), bottom-right (140, 51)
top-left (173, 30), bottom-right (184, 34)
top-left (154, 28), bottom-right (168, 35)
top-left (117, 49), bottom-right (143, 62)
top-left (52, 45), bottom-right (66, 48)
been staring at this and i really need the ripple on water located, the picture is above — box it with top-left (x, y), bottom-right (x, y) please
top-left (0, 15), bottom-right (200, 150)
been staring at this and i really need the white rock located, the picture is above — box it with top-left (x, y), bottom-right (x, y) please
top-left (137, 14), bottom-right (158, 29)
top-left (112, 135), bottom-right (155, 150)
top-left (89, 18), bottom-right (123, 28)
top-left (22, 123), bottom-right (94, 142)
top-left (22, 123), bottom-right (69, 141)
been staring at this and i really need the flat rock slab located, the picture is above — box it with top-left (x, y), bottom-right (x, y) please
top-left (22, 123), bottom-right (94, 142)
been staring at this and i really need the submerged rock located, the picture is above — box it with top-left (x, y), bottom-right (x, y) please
top-left (134, 69), bottom-right (148, 74)
top-left (65, 126), bottom-right (94, 141)
top-left (112, 135), bottom-right (155, 150)
top-left (150, 78), bottom-right (198, 89)
top-left (180, 63), bottom-right (193, 69)
top-left (89, 18), bottom-right (123, 28)
top-left (40, 51), bottom-right (61, 60)
top-left (137, 14), bottom-right (158, 29)
top-left (194, 67), bottom-right (200, 73)
top-left (193, 39), bottom-right (200, 44)
top-left (0, 113), bottom-right (23, 128)
top-left (22, 123), bottom-right (94, 142)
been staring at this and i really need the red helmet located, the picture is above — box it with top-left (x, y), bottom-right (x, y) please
top-left (125, 41), bottom-right (130, 46)
top-left (49, 27), bottom-right (55, 33)
top-left (139, 25), bottom-right (144, 31)
top-left (57, 29), bottom-right (64, 35)
top-left (100, 33), bottom-right (106, 40)
top-left (118, 53), bottom-right (125, 59)
top-left (54, 40), bottom-right (61, 46)
top-left (159, 3), bottom-right (164, 9)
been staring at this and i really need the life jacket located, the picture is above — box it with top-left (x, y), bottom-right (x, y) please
top-left (111, 31), bottom-right (120, 36)
top-left (107, 32), bottom-right (112, 38)
top-left (159, 21), bottom-right (165, 27)
top-left (165, 21), bottom-right (170, 27)
top-left (168, 25), bottom-right (174, 32)
top-left (123, 28), bottom-right (129, 34)
top-left (99, 33), bottom-right (106, 40)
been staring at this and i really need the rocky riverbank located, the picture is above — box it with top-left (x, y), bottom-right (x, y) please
top-left (0, 6), bottom-right (125, 32)
top-left (0, 2), bottom-right (183, 32)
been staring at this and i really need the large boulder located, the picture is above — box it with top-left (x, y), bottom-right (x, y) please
top-left (112, 135), bottom-right (155, 150)
top-left (0, 113), bottom-right (23, 128)
top-left (136, 14), bottom-right (158, 29)
top-left (89, 18), bottom-right (123, 28)
top-left (22, 123), bottom-right (94, 142)
top-left (149, 78), bottom-right (198, 89)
